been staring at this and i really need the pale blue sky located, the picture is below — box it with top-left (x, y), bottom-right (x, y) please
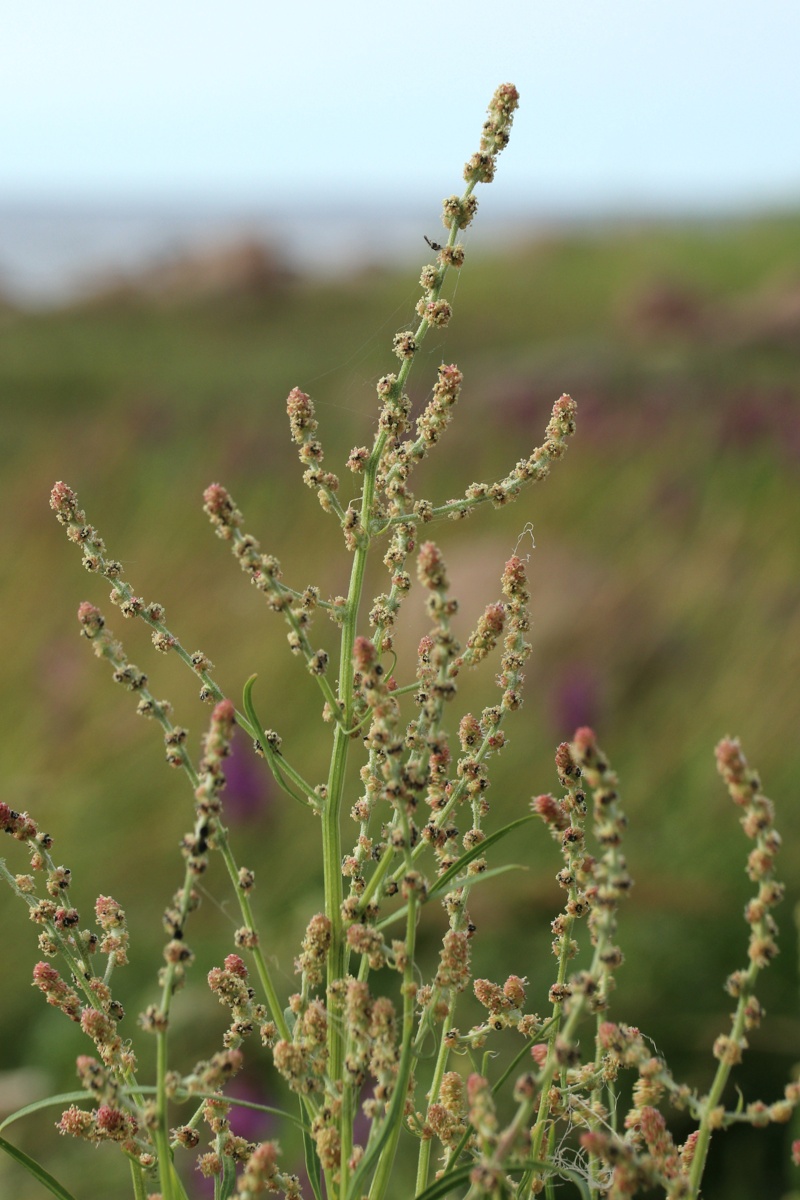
top-left (2, 0), bottom-right (799, 212)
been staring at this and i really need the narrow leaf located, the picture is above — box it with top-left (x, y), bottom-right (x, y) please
top-left (219, 1149), bottom-right (237, 1199)
top-left (376, 816), bottom-right (537, 932)
top-left (427, 815), bottom-right (537, 900)
top-left (0, 1092), bottom-right (89, 1133)
top-left (416, 1157), bottom-right (590, 1200)
top-left (301, 1113), bottom-right (324, 1200)
top-left (242, 675), bottom-right (313, 808)
top-left (0, 1135), bottom-right (78, 1200)
top-left (414, 1162), bottom-right (473, 1199)
top-left (376, 864), bottom-right (525, 933)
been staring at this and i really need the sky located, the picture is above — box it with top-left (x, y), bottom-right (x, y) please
top-left (2, 0), bottom-right (800, 216)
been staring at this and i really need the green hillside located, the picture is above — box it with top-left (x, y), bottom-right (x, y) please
top-left (1, 213), bottom-right (799, 1199)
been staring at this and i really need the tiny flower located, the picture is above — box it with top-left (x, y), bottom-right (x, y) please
top-left (424, 300), bottom-right (452, 327)
top-left (417, 542), bottom-right (448, 591)
top-left (347, 446), bottom-right (369, 473)
top-left (531, 1043), bottom-right (549, 1069)
top-left (203, 483), bottom-right (243, 538)
top-left (286, 387), bottom-right (317, 441)
top-left (503, 975), bottom-right (526, 1007)
top-left (50, 481), bottom-right (83, 520)
top-left (95, 1104), bottom-right (135, 1139)
top-left (392, 331), bottom-right (417, 360)
top-left (57, 1105), bottom-right (95, 1138)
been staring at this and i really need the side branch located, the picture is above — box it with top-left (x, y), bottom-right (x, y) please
top-left (48, 482), bottom-right (260, 743)
top-left (372, 393), bottom-right (577, 534)
top-left (202, 483), bottom-right (343, 724)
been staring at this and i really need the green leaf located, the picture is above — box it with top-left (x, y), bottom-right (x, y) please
top-left (458, 863), bottom-right (526, 887)
top-left (427, 815), bottom-right (537, 900)
top-left (219, 1149), bottom-right (237, 1199)
top-left (0, 1134), bottom-right (78, 1200)
top-left (415, 1158), bottom-right (591, 1200)
top-left (734, 1084), bottom-right (748, 1118)
top-left (242, 675), bottom-right (311, 808)
top-left (414, 1162), bottom-right (473, 1199)
top-left (376, 816), bottom-right (537, 932)
top-left (0, 1092), bottom-right (89, 1133)
top-left (301, 1111), bottom-right (324, 1200)
top-left (376, 865), bottom-right (524, 933)
top-left (242, 673), bottom-right (266, 746)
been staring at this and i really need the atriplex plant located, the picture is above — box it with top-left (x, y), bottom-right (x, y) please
top-left (0, 83), bottom-right (797, 1200)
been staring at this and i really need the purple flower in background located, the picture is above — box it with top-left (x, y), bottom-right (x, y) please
top-left (189, 1077), bottom-right (278, 1198)
top-left (223, 729), bottom-right (274, 821)
top-left (718, 386), bottom-right (800, 463)
top-left (551, 665), bottom-right (600, 737)
top-left (228, 1076), bottom-right (278, 1143)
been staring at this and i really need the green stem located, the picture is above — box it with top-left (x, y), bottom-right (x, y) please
top-left (528, 877), bottom-right (583, 1173)
top-left (687, 985), bottom-right (751, 1196)
top-left (129, 1158), bottom-right (147, 1200)
top-left (215, 837), bottom-right (291, 1041)
top-left (322, 718), bottom-right (349, 1086)
top-left (323, 429), bottom-right (385, 1091)
top-left (350, 894), bottom-right (418, 1200)
top-left (154, 1029), bottom-right (177, 1200)
top-left (414, 995), bottom-right (456, 1196)
top-left (339, 1064), bottom-right (355, 1199)
top-left (587, 1014), bottom-right (604, 1200)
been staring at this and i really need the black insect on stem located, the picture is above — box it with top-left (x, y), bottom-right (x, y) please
top-left (424, 235), bottom-right (443, 252)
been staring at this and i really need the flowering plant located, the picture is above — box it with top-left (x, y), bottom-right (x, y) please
top-left (1, 84), bottom-right (797, 1200)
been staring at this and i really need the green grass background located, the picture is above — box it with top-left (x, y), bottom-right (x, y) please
top-left (1, 214), bottom-right (799, 1198)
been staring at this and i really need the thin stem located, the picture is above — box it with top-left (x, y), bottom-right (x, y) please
top-left (529, 860), bottom-right (586, 1174)
top-left (154, 1031), bottom-right (177, 1200)
top-left (323, 426), bottom-right (387, 1094)
top-left (687, 982), bottom-right (752, 1195)
top-left (414, 995), bottom-right (456, 1196)
top-left (215, 837), bottom-right (292, 1042)
top-left (339, 1065), bottom-right (355, 1200)
top-left (216, 829), bottom-right (333, 1179)
top-left (352, 894), bottom-right (419, 1200)
top-left (129, 1158), bottom-right (148, 1200)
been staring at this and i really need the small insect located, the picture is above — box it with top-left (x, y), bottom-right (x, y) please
top-left (424, 235), bottom-right (443, 252)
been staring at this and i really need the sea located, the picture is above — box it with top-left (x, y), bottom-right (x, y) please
top-left (2, 195), bottom-right (790, 310)
top-left (0, 199), bottom-right (545, 308)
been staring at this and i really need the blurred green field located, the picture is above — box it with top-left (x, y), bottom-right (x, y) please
top-left (1, 213), bottom-right (799, 1199)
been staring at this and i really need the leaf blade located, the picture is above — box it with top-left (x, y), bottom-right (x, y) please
top-left (0, 1134), bottom-right (78, 1200)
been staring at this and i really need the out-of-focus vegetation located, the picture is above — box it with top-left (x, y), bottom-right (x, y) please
top-left (1, 214), bottom-right (799, 1199)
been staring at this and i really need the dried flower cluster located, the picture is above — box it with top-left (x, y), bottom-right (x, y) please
top-left (2, 82), bottom-right (797, 1200)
